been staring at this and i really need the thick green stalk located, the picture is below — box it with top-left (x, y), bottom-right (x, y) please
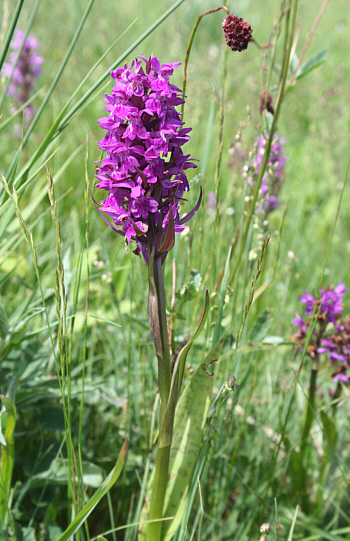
top-left (300, 365), bottom-right (318, 459)
top-left (150, 255), bottom-right (172, 429)
top-left (331, 381), bottom-right (341, 418)
top-left (147, 254), bottom-right (173, 541)
top-left (147, 446), bottom-right (171, 541)
top-left (299, 363), bottom-right (318, 514)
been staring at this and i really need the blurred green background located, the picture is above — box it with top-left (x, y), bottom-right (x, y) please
top-left (0, 0), bottom-right (350, 539)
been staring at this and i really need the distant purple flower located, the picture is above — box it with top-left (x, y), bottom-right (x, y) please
top-left (292, 283), bottom-right (350, 386)
top-left (317, 316), bottom-right (350, 385)
top-left (248, 133), bottom-right (288, 216)
top-left (94, 55), bottom-right (200, 263)
top-left (3, 29), bottom-right (43, 118)
top-left (298, 283), bottom-right (347, 324)
top-left (207, 191), bottom-right (216, 215)
top-left (299, 290), bottom-right (317, 315)
top-left (292, 313), bottom-right (307, 332)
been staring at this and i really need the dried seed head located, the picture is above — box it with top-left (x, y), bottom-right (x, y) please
top-left (222, 13), bottom-right (253, 52)
top-left (259, 92), bottom-right (274, 115)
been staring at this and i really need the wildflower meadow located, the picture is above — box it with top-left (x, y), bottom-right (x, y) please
top-left (0, 0), bottom-right (350, 540)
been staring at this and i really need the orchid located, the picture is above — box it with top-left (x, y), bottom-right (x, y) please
top-left (3, 29), bottom-right (43, 118)
top-left (94, 54), bottom-right (200, 264)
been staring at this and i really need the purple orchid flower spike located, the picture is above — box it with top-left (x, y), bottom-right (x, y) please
top-left (292, 282), bottom-right (350, 391)
top-left (317, 315), bottom-right (350, 386)
top-left (94, 54), bottom-right (200, 264)
top-left (3, 29), bottom-right (43, 120)
top-left (248, 133), bottom-right (288, 217)
top-left (93, 55), bottom-right (207, 541)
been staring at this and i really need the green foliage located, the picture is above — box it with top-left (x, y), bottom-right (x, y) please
top-left (0, 395), bottom-right (16, 527)
top-left (57, 436), bottom-right (128, 541)
top-left (249, 309), bottom-right (273, 343)
top-left (161, 358), bottom-right (215, 541)
top-left (175, 270), bottom-right (202, 304)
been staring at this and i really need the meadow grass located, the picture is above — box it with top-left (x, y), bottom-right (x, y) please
top-left (0, 0), bottom-right (350, 540)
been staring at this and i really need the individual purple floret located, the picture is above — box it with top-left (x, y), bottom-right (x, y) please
top-left (248, 133), bottom-right (288, 216)
top-left (94, 55), bottom-right (199, 263)
top-left (3, 29), bottom-right (43, 118)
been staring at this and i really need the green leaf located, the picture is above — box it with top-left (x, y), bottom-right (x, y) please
top-left (263, 110), bottom-right (274, 134)
top-left (31, 459), bottom-right (104, 489)
top-left (296, 49), bottom-right (327, 80)
top-left (320, 411), bottom-right (337, 459)
top-left (287, 506), bottom-right (299, 541)
top-left (0, 395), bottom-right (16, 522)
top-left (289, 51), bottom-right (299, 74)
top-left (139, 337), bottom-right (222, 541)
top-left (161, 355), bottom-right (216, 541)
top-left (189, 270), bottom-right (202, 292)
top-left (57, 436), bottom-right (128, 541)
top-left (249, 309), bottom-right (272, 343)
top-left (284, 436), bottom-right (306, 494)
top-left (168, 291), bottom-right (209, 418)
top-left (0, 304), bottom-right (9, 355)
top-left (175, 270), bottom-right (202, 304)
top-left (0, 0), bottom-right (25, 73)
top-left (21, 527), bottom-right (36, 541)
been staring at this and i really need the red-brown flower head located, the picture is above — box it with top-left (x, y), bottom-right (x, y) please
top-left (259, 92), bottom-right (274, 115)
top-left (222, 13), bottom-right (253, 52)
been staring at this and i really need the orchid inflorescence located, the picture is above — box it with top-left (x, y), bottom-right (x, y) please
top-left (248, 133), bottom-right (288, 215)
top-left (3, 29), bottom-right (43, 119)
top-left (94, 54), bottom-right (200, 264)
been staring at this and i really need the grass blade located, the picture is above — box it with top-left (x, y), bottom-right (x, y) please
top-left (0, 395), bottom-right (16, 523)
top-left (56, 0), bottom-right (187, 134)
top-left (57, 435), bottom-right (129, 541)
top-left (0, 0), bottom-right (25, 73)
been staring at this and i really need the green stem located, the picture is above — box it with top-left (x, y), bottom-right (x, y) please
top-left (147, 254), bottom-right (173, 541)
top-left (331, 381), bottom-right (341, 418)
top-left (300, 365), bottom-right (318, 459)
top-left (146, 446), bottom-right (171, 541)
top-left (181, 6), bottom-right (229, 118)
top-left (315, 461), bottom-right (329, 517)
top-left (153, 256), bottom-right (172, 429)
top-left (228, 0), bottom-right (298, 287)
top-left (299, 364), bottom-right (318, 514)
